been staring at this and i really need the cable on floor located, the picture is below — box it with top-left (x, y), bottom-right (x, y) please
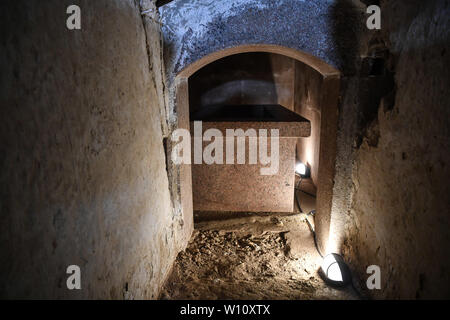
top-left (294, 177), bottom-right (323, 257)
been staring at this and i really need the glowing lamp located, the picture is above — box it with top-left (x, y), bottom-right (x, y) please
top-left (295, 162), bottom-right (310, 178)
top-left (320, 253), bottom-right (351, 287)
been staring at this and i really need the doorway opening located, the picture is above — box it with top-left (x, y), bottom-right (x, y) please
top-left (163, 45), bottom-right (343, 299)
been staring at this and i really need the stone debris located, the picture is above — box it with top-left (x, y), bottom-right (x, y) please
top-left (160, 214), bottom-right (358, 300)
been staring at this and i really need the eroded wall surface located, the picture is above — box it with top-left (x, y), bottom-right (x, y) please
top-left (0, 0), bottom-right (187, 299)
top-left (342, 0), bottom-right (450, 299)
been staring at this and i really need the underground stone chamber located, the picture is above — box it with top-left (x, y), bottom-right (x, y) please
top-left (1, 0), bottom-right (449, 300)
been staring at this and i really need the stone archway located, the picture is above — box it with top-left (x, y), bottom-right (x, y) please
top-left (174, 44), bottom-right (340, 254)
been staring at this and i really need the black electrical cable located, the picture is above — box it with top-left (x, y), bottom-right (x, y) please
top-left (295, 185), bottom-right (365, 298)
top-left (294, 173), bottom-right (316, 198)
top-left (294, 188), bottom-right (316, 199)
top-left (303, 212), bottom-right (324, 258)
top-left (295, 176), bottom-right (303, 213)
top-left (296, 175), bottom-right (303, 189)
top-left (294, 178), bottom-right (323, 258)
top-left (295, 196), bottom-right (303, 213)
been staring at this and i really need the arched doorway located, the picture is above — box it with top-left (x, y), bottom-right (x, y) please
top-left (174, 44), bottom-right (340, 254)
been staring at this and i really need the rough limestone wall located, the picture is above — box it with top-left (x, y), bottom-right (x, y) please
top-left (342, 0), bottom-right (450, 299)
top-left (0, 0), bottom-right (182, 299)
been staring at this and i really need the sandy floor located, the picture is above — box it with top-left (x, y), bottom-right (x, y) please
top-left (160, 185), bottom-right (359, 300)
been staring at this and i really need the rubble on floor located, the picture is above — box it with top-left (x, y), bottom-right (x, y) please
top-left (160, 209), bottom-right (359, 300)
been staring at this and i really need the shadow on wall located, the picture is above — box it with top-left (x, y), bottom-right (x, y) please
top-left (329, 0), bottom-right (365, 76)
